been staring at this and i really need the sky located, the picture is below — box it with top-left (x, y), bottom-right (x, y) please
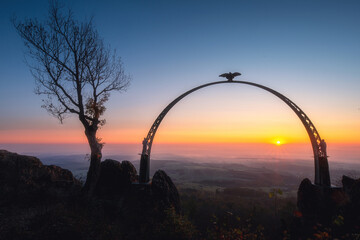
top-left (0, 0), bottom-right (359, 161)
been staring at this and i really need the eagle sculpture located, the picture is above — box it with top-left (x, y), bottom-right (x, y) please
top-left (219, 72), bottom-right (241, 81)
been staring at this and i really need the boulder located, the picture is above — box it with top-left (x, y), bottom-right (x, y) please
top-left (342, 175), bottom-right (360, 226)
top-left (297, 178), bottom-right (323, 217)
top-left (297, 178), bottom-right (348, 223)
top-left (121, 160), bottom-right (138, 185)
top-left (0, 150), bottom-right (81, 205)
top-left (95, 159), bottom-right (137, 198)
top-left (117, 170), bottom-right (181, 238)
top-left (342, 175), bottom-right (360, 203)
top-left (151, 170), bottom-right (181, 213)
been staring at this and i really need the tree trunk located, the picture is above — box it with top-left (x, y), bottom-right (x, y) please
top-left (83, 127), bottom-right (102, 196)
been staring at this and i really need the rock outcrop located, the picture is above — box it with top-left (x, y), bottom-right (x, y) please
top-left (342, 175), bottom-right (360, 203)
top-left (94, 160), bottom-right (180, 213)
top-left (152, 170), bottom-right (181, 213)
top-left (297, 178), bottom-right (323, 217)
top-left (341, 175), bottom-right (360, 226)
top-left (95, 159), bottom-right (137, 198)
top-left (0, 150), bottom-right (81, 205)
top-left (0, 150), bottom-right (184, 240)
top-left (297, 176), bottom-right (359, 224)
top-left (114, 169), bottom-right (181, 240)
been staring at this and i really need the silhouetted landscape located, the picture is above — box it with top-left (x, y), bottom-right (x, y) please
top-left (2, 151), bottom-right (360, 239)
top-left (1, 0), bottom-right (360, 239)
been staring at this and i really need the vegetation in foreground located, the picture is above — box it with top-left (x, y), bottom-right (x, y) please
top-left (2, 185), bottom-right (359, 240)
top-left (1, 150), bottom-right (360, 240)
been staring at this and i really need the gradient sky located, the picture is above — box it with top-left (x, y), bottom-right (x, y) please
top-left (0, 0), bottom-right (359, 159)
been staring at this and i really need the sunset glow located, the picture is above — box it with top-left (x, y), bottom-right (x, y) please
top-left (1, 1), bottom-right (360, 239)
top-left (0, 0), bottom-right (359, 161)
top-left (0, 122), bottom-right (359, 145)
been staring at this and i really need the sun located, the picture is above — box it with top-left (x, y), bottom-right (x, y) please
top-left (273, 138), bottom-right (285, 146)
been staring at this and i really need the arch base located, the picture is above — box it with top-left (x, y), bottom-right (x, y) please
top-left (139, 154), bottom-right (150, 183)
top-left (317, 156), bottom-right (331, 186)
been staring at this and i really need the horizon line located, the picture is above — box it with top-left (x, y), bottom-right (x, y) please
top-left (1, 142), bottom-right (359, 145)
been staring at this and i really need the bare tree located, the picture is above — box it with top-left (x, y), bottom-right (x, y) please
top-left (13, 2), bottom-right (130, 195)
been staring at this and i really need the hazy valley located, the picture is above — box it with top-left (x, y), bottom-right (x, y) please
top-left (40, 154), bottom-right (360, 195)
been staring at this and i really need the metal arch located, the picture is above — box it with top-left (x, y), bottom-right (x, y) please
top-left (140, 80), bottom-right (330, 186)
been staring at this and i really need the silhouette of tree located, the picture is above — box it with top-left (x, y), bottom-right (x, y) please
top-left (13, 1), bottom-right (130, 195)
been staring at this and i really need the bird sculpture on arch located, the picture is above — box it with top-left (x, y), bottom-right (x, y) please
top-left (219, 72), bottom-right (241, 81)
